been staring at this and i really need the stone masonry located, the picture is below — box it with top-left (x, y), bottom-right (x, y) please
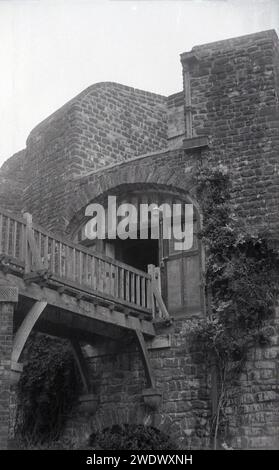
top-left (0, 286), bottom-right (18, 449)
top-left (0, 30), bottom-right (278, 449)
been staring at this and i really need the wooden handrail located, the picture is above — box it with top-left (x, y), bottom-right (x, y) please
top-left (0, 208), bottom-right (169, 319)
top-left (31, 219), bottom-right (151, 278)
top-left (0, 209), bottom-right (153, 312)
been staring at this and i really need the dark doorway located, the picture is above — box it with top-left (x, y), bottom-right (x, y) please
top-left (114, 238), bottom-right (159, 272)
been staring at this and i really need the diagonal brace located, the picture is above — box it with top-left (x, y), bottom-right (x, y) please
top-left (70, 339), bottom-right (91, 394)
top-left (135, 329), bottom-right (155, 389)
top-left (11, 300), bottom-right (47, 364)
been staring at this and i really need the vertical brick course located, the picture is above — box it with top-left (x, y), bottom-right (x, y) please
top-left (0, 302), bottom-right (14, 449)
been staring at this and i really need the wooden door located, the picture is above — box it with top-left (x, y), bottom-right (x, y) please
top-left (161, 218), bottom-right (202, 317)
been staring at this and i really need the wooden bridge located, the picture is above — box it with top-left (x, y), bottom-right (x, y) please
top-left (0, 208), bottom-right (170, 395)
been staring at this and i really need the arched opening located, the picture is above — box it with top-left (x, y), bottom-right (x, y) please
top-left (74, 187), bottom-right (203, 317)
top-left (112, 238), bottom-right (159, 272)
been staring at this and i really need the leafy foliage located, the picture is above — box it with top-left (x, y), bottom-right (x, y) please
top-left (15, 334), bottom-right (81, 446)
top-left (195, 164), bottom-right (278, 359)
top-left (192, 164), bottom-right (279, 447)
top-left (89, 424), bottom-right (176, 450)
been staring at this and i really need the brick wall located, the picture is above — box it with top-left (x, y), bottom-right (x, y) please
top-left (225, 312), bottom-right (279, 449)
top-left (182, 29), bottom-right (279, 235)
top-left (0, 302), bottom-right (14, 449)
top-left (63, 319), bottom-right (211, 450)
top-left (167, 92), bottom-right (185, 148)
top-left (0, 149), bottom-right (25, 215)
top-left (20, 83), bottom-right (167, 232)
top-left (0, 30), bottom-right (278, 449)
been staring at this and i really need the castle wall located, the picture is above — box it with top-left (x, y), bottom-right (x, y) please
top-left (182, 29), bottom-right (279, 235)
top-left (0, 149), bottom-right (25, 215)
top-left (63, 320), bottom-right (212, 450)
top-left (225, 312), bottom-right (279, 449)
top-left (180, 29), bottom-right (279, 449)
top-left (21, 83), bottom-right (167, 232)
top-left (0, 30), bottom-right (278, 449)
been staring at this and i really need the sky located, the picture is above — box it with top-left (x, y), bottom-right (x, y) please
top-left (0, 0), bottom-right (279, 166)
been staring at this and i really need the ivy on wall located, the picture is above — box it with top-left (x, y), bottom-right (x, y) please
top-left (192, 164), bottom-right (279, 448)
top-left (15, 334), bottom-right (81, 447)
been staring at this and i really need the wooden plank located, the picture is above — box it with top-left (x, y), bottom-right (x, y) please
top-left (19, 223), bottom-right (25, 261)
top-left (136, 275), bottom-right (141, 306)
top-left (12, 220), bottom-right (17, 258)
top-left (78, 250), bottom-right (83, 284)
top-left (125, 270), bottom-right (130, 303)
top-left (43, 235), bottom-right (49, 269)
top-left (11, 300), bottom-right (47, 364)
top-left (119, 268), bottom-right (124, 300)
top-left (23, 214), bottom-right (44, 271)
top-left (104, 262), bottom-right (110, 295)
top-left (95, 257), bottom-right (100, 291)
top-left (29, 216), bottom-right (150, 277)
top-left (99, 259), bottom-right (105, 293)
top-left (72, 248), bottom-right (76, 281)
top-left (5, 216), bottom-right (10, 254)
top-left (84, 253), bottom-right (89, 285)
top-left (0, 213), bottom-right (3, 254)
top-left (65, 245), bottom-right (69, 279)
top-left (51, 239), bottom-right (56, 273)
top-left (70, 339), bottom-right (91, 393)
top-left (113, 265), bottom-right (118, 299)
top-left (57, 242), bottom-right (62, 277)
top-left (36, 316), bottom-right (124, 342)
top-left (142, 278), bottom-right (147, 309)
top-left (131, 273), bottom-right (135, 304)
top-left (147, 265), bottom-right (156, 317)
top-left (152, 281), bottom-right (169, 320)
top-left (0, 207), bottom-right (25, 224)
top-left (90, 256), bottom-right (97, 290)
top-left (135, 329), bottom-right (155, 388)
top-left (0, 271), bottom-right (155, 336)
top-left (37, 231), bottom-right (42, 260)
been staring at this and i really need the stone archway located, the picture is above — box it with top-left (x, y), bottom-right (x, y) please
top-left (63, 402), bottom-right (177, 450)
top-left (65, 148), bottom-right (199, 237)
top-left (88, 422), bottom-right (176, 450)
top-left (66, 180), bottom-right (203, 318)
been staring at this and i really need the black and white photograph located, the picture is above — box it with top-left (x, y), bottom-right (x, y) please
top-left (0, 0), bottom-right (278, 459)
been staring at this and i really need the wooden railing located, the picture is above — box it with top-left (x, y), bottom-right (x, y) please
top-left (0, 209), bottom-right (169, 319)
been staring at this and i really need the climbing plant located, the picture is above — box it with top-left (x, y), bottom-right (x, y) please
top-left (15, 333), bottom-right (81, 447)
top-left (191, 164), bottom-right (279, 448)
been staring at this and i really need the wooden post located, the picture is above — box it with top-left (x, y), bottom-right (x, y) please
top-left (23, 213), bottom-right (45, 272)
top-left (148, 264), bottom-right (169, 320)
top-left (70, 339), bottom-right (91, 394)
top-left (148, 265), bottom-right (156, 319)
top-left (135, 329), bottom-right (155, 389)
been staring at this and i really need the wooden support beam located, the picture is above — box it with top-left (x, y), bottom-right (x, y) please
top-left (0, 272), bottom-right (156, 338)
top-left (70, 339), bottom-right (91, 394)
top-left (148, 264), bottom-right (169, 320)
top-left (152, 284), bottom-right (169, 320)
top-left (135, 329), bottom-right (155, 389)
top-left (23, 213), bottom-right (45, 272)
top-left (11, 300), bottom-right (47, 363)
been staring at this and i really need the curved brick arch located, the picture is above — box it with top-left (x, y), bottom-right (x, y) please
top-left (66, 153), bottom-right (200, 237)
top-left (89, 407), bottom-right (174, 438)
